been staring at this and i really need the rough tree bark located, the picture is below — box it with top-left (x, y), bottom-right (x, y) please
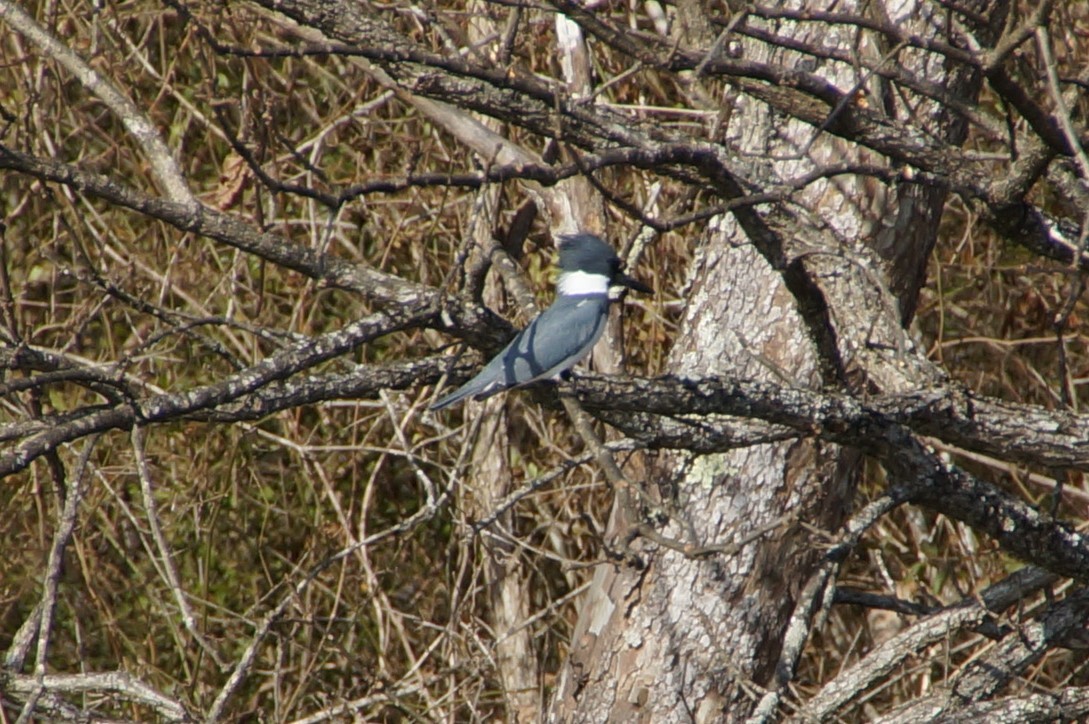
top-left (550, 1), bottom-right (1003, 720)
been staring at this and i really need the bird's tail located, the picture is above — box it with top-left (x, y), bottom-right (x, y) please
top-left (429, 378), bottom-right (490, 411)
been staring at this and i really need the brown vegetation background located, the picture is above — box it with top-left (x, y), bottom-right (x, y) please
top-left (1, 0), bottom-right (1089, 721)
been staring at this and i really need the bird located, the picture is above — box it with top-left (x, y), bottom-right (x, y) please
top-left (430, 233), bottom-right (651, 410)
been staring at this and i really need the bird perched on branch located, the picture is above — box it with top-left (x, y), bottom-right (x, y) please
top-left (430, 233), bottom-right (651, 410)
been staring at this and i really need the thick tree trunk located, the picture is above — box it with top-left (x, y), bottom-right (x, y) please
top-left (553, 238), bottom-right (854, 720)
top-left (550, 2), bottom-right (1003, 720)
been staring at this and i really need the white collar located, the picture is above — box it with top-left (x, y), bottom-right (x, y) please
top-left (557, 271), bottom-right (610, 296)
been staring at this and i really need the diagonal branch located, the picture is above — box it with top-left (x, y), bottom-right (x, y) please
top-left (0, 144), bottom-right (514, 348)
top-left (0, 305), bottom-right (434, 478)
top-left (3, 671), bottom-right (190, 722)
top-left (0, 0), bottom-right (194, 205)
top-left (791, 566), bottom-right (1062, 722)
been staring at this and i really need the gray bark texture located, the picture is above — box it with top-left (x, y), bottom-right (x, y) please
top-left (549, 1), bottom-right (1005, 721)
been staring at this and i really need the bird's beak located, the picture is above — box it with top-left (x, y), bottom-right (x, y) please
top-left (615, 273), bottom-right (653, 295)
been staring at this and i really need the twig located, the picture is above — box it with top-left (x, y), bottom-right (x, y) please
top-left (746, 491), bottom-right (907, 724)
top-left (1035, 26), bottom-right (1089, 183)
top-left (16, 436), bottom-right (99, 723)
top-left (0, 0), bottom-right (193, 205)
top-left (205, 482), bottom-right (455, 721)
top-left (791, 566), bottom-right (1059, 722)
top-left (471, 440), bottom-right (639, 533)
top-left (3, 601), bottom-right (41, 671)
top-left (287, 681), bottom-right (425, 724)
top-left (379, 390), bottom-right (439, 506)
top-left (6, 671), bottom-right (190, 722)
top-left (131, 425), bottom-right (227, 669)
top-left (0, 304), bottom-right (435, 478)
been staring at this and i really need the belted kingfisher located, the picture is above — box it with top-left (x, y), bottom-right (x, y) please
top-left (430, 233), bottom-right (651, 410)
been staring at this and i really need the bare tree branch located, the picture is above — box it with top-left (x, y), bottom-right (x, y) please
top-left (0, 0), bottom-right (194, 205)
top-left (574, 375), bottom-right (1089, 472)
top-left (0, 305), bottom-right (432, 477)
top-left (793, 566), bottom-right (1063, 721)
top-left (4, 671), bottom-right (190, 722)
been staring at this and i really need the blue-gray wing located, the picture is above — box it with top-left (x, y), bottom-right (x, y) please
top-left (430, 295), bottom-right (608, 410)
top-left (495, 295), bottom-right (609, 384)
